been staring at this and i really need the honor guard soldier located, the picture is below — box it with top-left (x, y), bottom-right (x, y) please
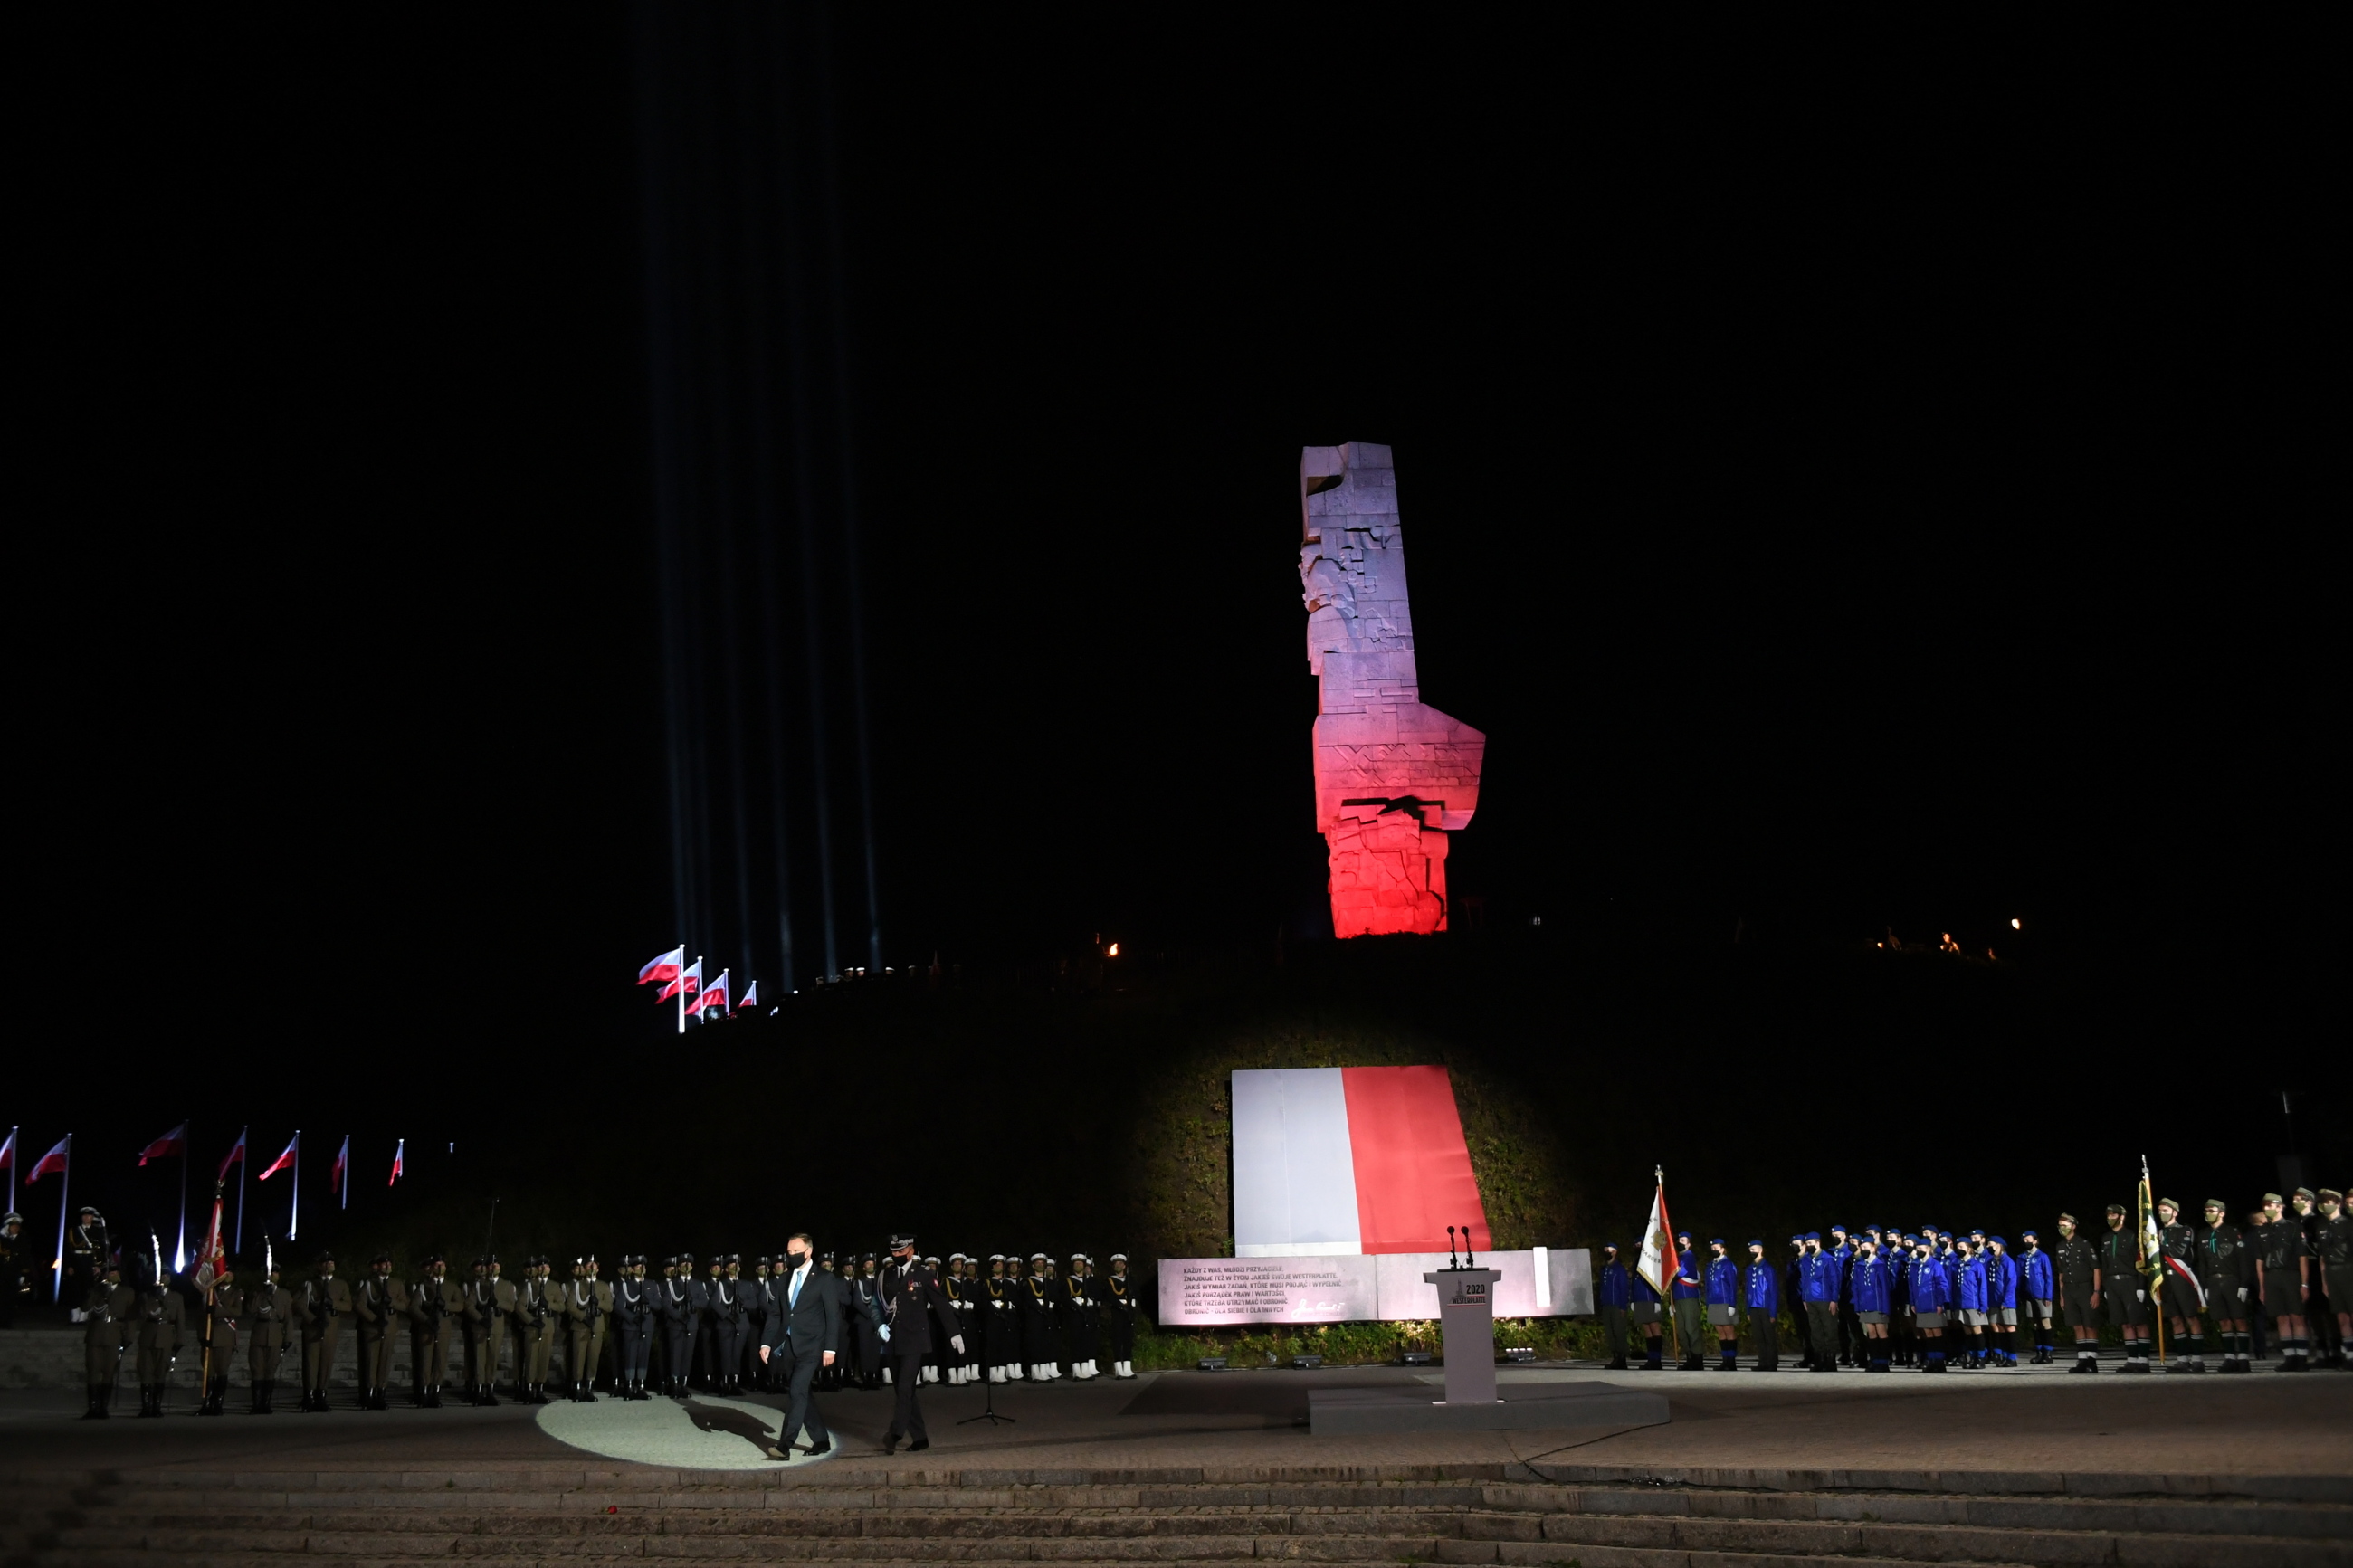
top-left (1102, 1253), bottom-right (1139, 1378)
top-left (132, 1256), bottom-right (186, 1417)
top-left (677, 1253), bottom-right (709, 1389)
top-left (0, 1212), bottom-right (33, 1329)
top-left (2199, 1201), bottom-right (2253, 1372)
top-left (982, 1255), bottom-right (1016, 1381)
top-left (877, 1234), bottom-right (961, 1453)
top-left (354, 1254), bottom-right (405, 1411)
top-left (939, 1256), bottom-right (970, 1384)
top-left (960, 1256), bottom-right (989, 1383)
top-left (1671, 1233), bottom-right (1706, 1371)
top-left (2152, 1201), bottom-right (2205, 1372)
top-left (2315, 1190), bottom-right (2350, 1370)
top-left (918, 1256), bottom-right (946, 1383)
top-left (843, 1257), bottom-right (879, 1388)
top-left (587, 1255), bottom-right (615, 1393)
top-left (1595, 1243), bottom-right (1631, 1369)
top-left (2052, 1214), bottom-right (2101, 1372)
top-left (198, 1261), bottom-right (242, 1416)
top-left (613, 1254), bottom-right (654, 1399)
top-left (410, 1254), bottom-right (464, 1407)
top-left (513, 1256), bottom-right (557, 1402)
top-left (562, 1256), bottom-right (605, 1400)
top-left (1065, 1253), bottom-right (1101, 1379)
top-left (297, 1251), bottom-right (352, 1411)
top-left (65, 1207), bottom-right (109, 1307)
top-left (2016, 1231), bottom-right (2054, 1364)
top-left (247, 1253), bottom-right (294, 1412)
top-left (654, 1255), bottom-right (692, 1395)
top-left (2253, 1194), bottom-right (2313, 1370)
top-left (1703, 1240), bottom-right (1741, 1370)
top-left (2100, 1204), bottom-right (2153, 1373)
top-left (748, 1258), bottom-right (775, 1390)
top-left (1741, 1242), bottom-right (1780, 1371)
top-left (469, 1256), bottom-right (516, 1403)
top-left (79, 1256), bottom-right (134, 1419)
top-left (704, 1256), bottom-right (743, 1393)
top-left (1020, 1253), bottom-right (1059, 1380)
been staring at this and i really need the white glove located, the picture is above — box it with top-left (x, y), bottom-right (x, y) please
top-left (2237, 1288), bottom-right (2248, 1301)
top-left (950, 1335), bottom-right (965, 1354)
top-left (878, 1323), bottom-right (891, 1343)
top-left (2135, 1289), bottom-right (2147, 1302)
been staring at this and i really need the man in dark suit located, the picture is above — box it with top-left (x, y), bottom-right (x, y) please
top-left (878, 1234), bottom-right (962, 1454)
top-left (758, 1233), bottom-right (839, 1458)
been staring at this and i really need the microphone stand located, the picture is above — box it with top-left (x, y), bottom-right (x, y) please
top-left (957, 1370), bottom-right (1015, 1427)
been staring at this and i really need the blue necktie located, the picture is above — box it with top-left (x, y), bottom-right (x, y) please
top-left (790, 1268), bottom-right (802, 1310)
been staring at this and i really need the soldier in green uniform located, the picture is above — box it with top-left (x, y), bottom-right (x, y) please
top-left (561, 1256), bottom-right (602, 1402)
top-left (247, 1255), bottom-right (295, 1412)
top-left (296, 1251), bottom-right (354, 1411)
top-left (2253, 1193), bottom-right (2312, 1371)
top-left (79, 1257), bottom-right (135, 1419)
top-left (199, 1264), bottom-right (243, 1415)
top-left (2315, 1191), bottom-right (2350, 1371)
top-left (133, 1259), bottom-right (186, 1417)
top-left (2053, 1213), bottom-right (2102, 1373)
top-left (2199, 1201), bottom-right (2253, 1373)
top-left (2153, 1199), bottom-right (2206, 1372)
top-left (2099, 1204), bottom-right (2153, 1372)
top-left (512, 1255), bottom-right (557, 1403)
top-left (588, 1255), bottom-right (615, 1395)
top-left (407, 1254), bottom-right (462, 1406)
top-left (467, 1255), bottom-right (515, 1403)
top-left (353, 1253), bottom-right (405, 1411)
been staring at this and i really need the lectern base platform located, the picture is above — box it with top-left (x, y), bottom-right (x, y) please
top-left (1307, 1381), bottom-right (1669, 1436)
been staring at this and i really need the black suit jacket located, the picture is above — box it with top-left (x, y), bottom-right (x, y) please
top-left (762, 1264), bottom-right (842, 1360)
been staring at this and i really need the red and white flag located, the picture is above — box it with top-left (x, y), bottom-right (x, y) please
top-left (217, 1127), bottom-right (247, 1181)
top-left (1228, 1067), bottom-right (1491, 1256)
top-left (388, 1138), bottom-right (405, 1186)
top-left (138, 1121), bottom-right (188, 1166)
top-left (736, 980), bottom-right (757, 1012)
top-left (27, 1136), bottom-right (70, 1183)
top-left (2163, 1255), bottom-right (2207, 1310)
top-left (688, 968), bottom-right (729, 1016)
top-left (657, 956), bottom-right (702, 1003)
top-left (0, 1127), bottom-right (16, 1174)
top-left (637, 946), bottom-right (685, 986)
top-left (258, 1132), bottom-right (299, 1181)
top-left (193, 1193), bottom-right (227, 1294)
top-left (329, 1136), bottom-right (349, 1200)
top-left (1635, 1167), bottom-right (1676, 1297)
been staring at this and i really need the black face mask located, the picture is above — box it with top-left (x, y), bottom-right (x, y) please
top-left (786, 1251), bottom-right (808, 1269)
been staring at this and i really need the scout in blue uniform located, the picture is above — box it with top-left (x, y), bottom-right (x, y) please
top-left (1703, 1240), bottom-right (1741, 1370)
top-left (1630, 1258), bottom-right (1665, 1371)
top-left (1827, 1226), bottom-right (1856, 1366)
top-left (1952, 1237), bottom-right (1990, 1368)
top-left (1909, 1238), bottom-right (1949, 1371)
top-left (1985, 1237), bottom-right (2022, 1366)
top-left (1742, 1241), bottom-right (1781, 1371)
top-left (1785, 1236), bottom-right (1811, 1368)
top-left (1889, 1234), bottom-right (1917, 1365)
top-left (1672, 1233), bottom-right (1706, 1371)
top-left (1849, 1236), bottom-right (1892, 1371)
top-left (1797, 1234), bottom-right (1840, 1373)
top-left (1596, 1243), bottom-right (1632, 1370)
top-left (2018, 1231), bottom-right (2055, 1364)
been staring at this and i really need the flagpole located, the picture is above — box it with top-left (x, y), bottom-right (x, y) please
top-left (52, 1135), bottom-right (71, 1302)
top-left (235, 1126), bottom-right (247, 1254)
top-left (290, 1132), bottom-right (300, 1242)
top-left (2143, 1155), bottom-right (2164, 1368)
top-left (176, 1120), bottom-right (189, 1274)
top-left (5, 1126), bottom-right (15, 1215)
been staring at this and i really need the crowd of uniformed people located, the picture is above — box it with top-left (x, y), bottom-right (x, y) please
top-left (1593, 1188), bottom-right (2351, 1375)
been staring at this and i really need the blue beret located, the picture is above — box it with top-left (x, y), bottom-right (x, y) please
top-left (1675, 1231), bottom-right (1691, 1241)
top-left (1989, 1236), bottom-right (2006, 1246)
top-left (1789, 1233), bottom-right (1805, 1241)
top-left (1710, 1237), bottom-right (1724, 1246)
top-left (1603, 1241), bottom-right (1618, 1250)
top-left (1748, 1239), bottom-right (1764, 1249)
top-left (1805, 1231), bottom-right (1822, 1240)
top-left (2020, 1230), bottom-right (2038, 1240)
top-left (1830, 1223), bottom-right (1847, 1232)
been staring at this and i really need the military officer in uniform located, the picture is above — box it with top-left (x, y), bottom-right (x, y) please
top-left (414, 1254), bottom-right (467, 1406)
top-left (64, 1207), bottom-right (109, 1309)
top-left (1101, 1253), bottom-right (1139, 1378)
top-left (677, 1252), bottom-right (708, 1390)
top-left (981, 1254), bottom-right (1016, 1381)
top-left (199, 1263), bottom-right (243, 1416)
top-left (877, 1234), bottom-right (961, 1453)
top-left (849, 1257), bottom-right (883, 1389)
top-left (133, 1256), bottom-right (186, 1417)
top-left (469, 1255), bottom-right (516, 1403)
top-left (512, 1255), bottom-right (557, 1402)
top-left (1019, 1252), bottom-right (1057, 1380)
top-left (247, 1254), bottom-right (295, 1412)
top-left (297, 1251), bottom-right (353, 1411)
top-left (2315, 1190), bottom-right (2350, 1371)
top-left (2253, 1195), bottom-right (2312, 1371)
top-left (747, 1257), bottom-right (774, 1390)
top-left (354, 1253), bottom-right (405, 1411)
top-left (554, 1256), bottom-right (597, 1400)
top-left (80, 1256), bottom-right (134, 1419)
top-left (0, 1211), bottom-right (33, 1329)
top-left (2053, 1214), bottom-right (2102, 1372)
top-left (613, 1253), bottom-right (654, 1399)
top-left (587, 1254), bottom-right (615, 1393)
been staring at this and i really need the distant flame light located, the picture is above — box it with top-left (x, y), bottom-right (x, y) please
top-left (1107, 943), bottom-right (1120, 957)
top-left (2010, 918), bottom-right (2022, 930)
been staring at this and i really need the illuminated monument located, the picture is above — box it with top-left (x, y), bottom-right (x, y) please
top-left (1300, 442), bottom-right (1486, 937)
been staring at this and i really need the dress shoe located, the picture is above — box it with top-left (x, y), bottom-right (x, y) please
top-left (804, 1439), bottom-right (831, 1456)
top-left (881, 1434), bottom-right (900, 1455)
top-left (910, 1439), bottom-right (930, 1451)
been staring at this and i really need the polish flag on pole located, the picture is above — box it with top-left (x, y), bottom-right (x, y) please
top-left (638, 946), bottom-right (685, 986)
top-left (217, 1128), bottom-right (247, 1181)
top-left (0, 1126), bottom-right (15, 1214)
top-left (735, 980), bottom-right (757, 1012)
top-left (138, 1121), bottom-right (189, 1166)
top-left (25, 1135), bottom-right (71, 1301)
top-left (657, 957), bottom-right (702, 1003)
top-left (1635, 1167), bottom-right (1676, 1297)
top-left (258, 1132), bottom-right (298, 1181)
top-left (389, 1139), bottom-right (405, 1186)
top-left (330, 1136), bottom-right (350, 1208)
top-left (27, 1136), bottom-right (70, 1182)
top-left (688, 969), bottom-right (729, 1016)
top-left (194, 1189), bottom-right (227, 1294)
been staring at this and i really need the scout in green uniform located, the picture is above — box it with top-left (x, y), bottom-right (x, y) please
top-left (2153, 1200), bottom-right (2205, 1372)
top-left (2100, 1205), bottom-right (2152, 1372)
top-left (247, 1257), bottom-right (295, 1412)
top-left (2316, 1191), bottom-right (2350, 1371)
top-left (199, 1265), bottom-right (243, 1415)
top-left (467, 1255), bottom-right (516, 1403)
top-left (297, 1252), bottom-right (354, 1411)
top-left (2253, 1193), bottom-right (2312, 1371)
top-left (2051, 1214), bottom-right (2101, 1371)
top-left (79, 1259), bottom-right (135, 1419)
top-left (353, 1253), bottom-right (406, 1411)
top-left (408, 1255), bottom-right (462, 1407)
top-left (2199, 1201), bottom-right (2253, 1373)
top-left (133, 1261), bottom-right (186, 1417)
top-left (586, 1255), bottom-right (614, 1395)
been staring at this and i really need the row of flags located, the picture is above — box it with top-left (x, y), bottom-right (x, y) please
top-left (636, 945), bottom-right (759, 1026)
top-left (2, 1124), bottom-right (411, 1300)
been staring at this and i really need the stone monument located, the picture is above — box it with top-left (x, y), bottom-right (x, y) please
top-left (1299, 442), bottom-right (1486, 936)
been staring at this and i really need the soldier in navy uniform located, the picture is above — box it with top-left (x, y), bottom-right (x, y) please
top-left (1020, 1252), bottom-right (1058, 1379)
top-left (1066, 1252), bottom-right (1101, 1379)
top-left (653, 1256), bottom-right (691, 1395)
top-left (613, 1254), bottom-right (654, 1399)
top-left (850, 1256), bottom-right (884, 1389)
top-left (1740, 1242), bottom-right (1780, 1371)
top-left (983, 1255), bottom-right (1017, 1381)
top-left (1101, 1253), bottom-right (1139, 1378)
top-left (748, 1257), bottom-right (776, 1391)
top-left (878, 1234), bottom-right (962, 1453)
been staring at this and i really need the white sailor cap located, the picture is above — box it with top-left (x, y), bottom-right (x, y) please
top-left (1110, 1252), bottom-right (1128, 1262)
top-left (988, 1253), bottom-right (1005, 1262)
top-left (1030, 1251), bottom-right (1049, 1262)
top-left (948, 1252), bottom-right (967, 1263)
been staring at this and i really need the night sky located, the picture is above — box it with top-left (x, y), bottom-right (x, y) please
top-left (16, 13), bottom-right (2334, 1192)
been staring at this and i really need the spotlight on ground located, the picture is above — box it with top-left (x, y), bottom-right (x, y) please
top-left (1196, 1356), bottom-right (1228, 1372)
top-left (1399, 1350), bottom-right (1434, 1365)
top-left (1504, 1347), bottom-right (1537, 1363)
top-left (1291, 1354), bottom-right (1324, 1369)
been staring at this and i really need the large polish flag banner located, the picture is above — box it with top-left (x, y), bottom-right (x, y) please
top-left (1231, 1066), bottom-right (1491, 1258)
